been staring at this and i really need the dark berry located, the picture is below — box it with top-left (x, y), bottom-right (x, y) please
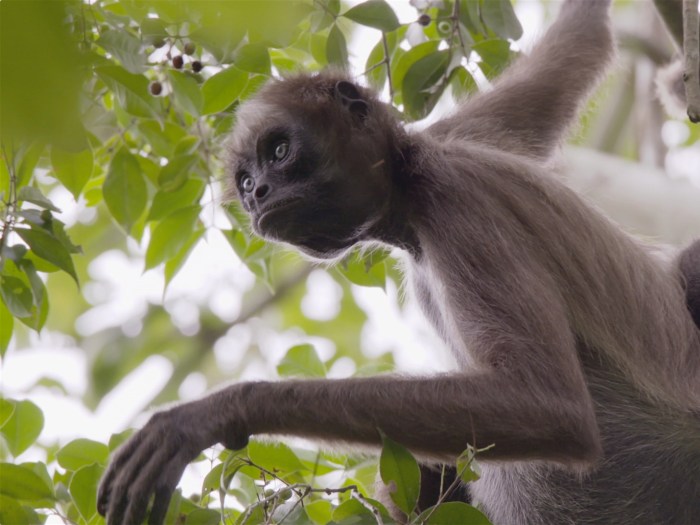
top-left (150, 81), bottom-right (163, 96)
top-left (183, 42), bottom-right (196, 55)
top-left (418, 14), bottom-right (431, 26)
top-left (191, 60), bottom-right (203, 73)
top-left (172, 55), bottom-right (184, 69)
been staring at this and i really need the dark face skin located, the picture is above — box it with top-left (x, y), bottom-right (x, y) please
top-left (231, 104), bottom-right (391, 259)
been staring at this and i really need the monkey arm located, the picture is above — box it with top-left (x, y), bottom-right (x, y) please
top-left (98, 332), bottom-right (600, 525)
top-left (429, 0), bottom-right (614, 160)
top-left (219, 371), bottom-right (600, 463)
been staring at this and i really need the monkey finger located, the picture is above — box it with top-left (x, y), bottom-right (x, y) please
top-left (147, 458), bottom-right (189, 525)
top-left (148, 486), bottom-right (174, 525)
top-left (108, 439), bottom-right (180, 524)
top-left (98, 432), bottom-right (147, 516)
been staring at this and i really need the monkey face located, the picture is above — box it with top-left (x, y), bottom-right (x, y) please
top-left (228, 75), bottom-right (393, 260)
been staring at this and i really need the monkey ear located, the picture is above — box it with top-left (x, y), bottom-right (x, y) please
top-left (334, 80), bottom-right (369, 120)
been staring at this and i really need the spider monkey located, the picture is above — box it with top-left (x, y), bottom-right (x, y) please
top-left (98, 1), bottom-right (700, 523)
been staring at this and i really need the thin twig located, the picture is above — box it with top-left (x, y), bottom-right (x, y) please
top-left (382, 33), bottom-right (394, 100)
top-left (682, 0), bottom-right (700, 122)
top-left (452, 0), bottom-right (469, 58)
top-left (351, 491), bottom-right (384, 525)
top-left (238, 480), bottom-right (359, 524)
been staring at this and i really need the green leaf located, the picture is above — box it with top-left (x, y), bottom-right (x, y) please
top-left (15, 227), bottom-right (78, 284)
top-left (69, 463), bottom-right (104, 521)
top-left (17, 187), bottom-right (60, 212)
top-left (450, 66), bottom-right (477, 99)
top-left (137, 120), bottom-right (187, 158)
top-left (247, 441), bottom-right (305, 475)
top-left (365, 38), bottom-right (387, 91)
top-left (421, 501), bottom-right (492, 524)
top-left (0, 398), bottom-right (15, 428)
top-left (201, 463), bottom-right (225, 493)
top-left (16, 259), bottom-right (48, 330)
top-left (164, 227), bottom-right (204, 289)
top-left (337, 249), bottom-right (388, 289)
top-left (459, 0), bottom-right (484, 35)
top-left (0, 399), bottom-right (44, 457)
top-left (140, 17), bottom-right (168, 45)
top-left (0, 463), bottom-right (54, 501)
top-left (57, 439), bottom-right (109, 471)
top-left (277, 344), bottom-right (327, 378)
top-left (305, 500), bottom-right (334, 525)
top-left (158, 155), bottom-right (198, 193)
top-left (379, 433), bottom-right (420, 516)
top-left (391, 41), bottom-right (440, 95)
top-left (97, 29), bottom-right (146, 74)
top-left (0, 275), bottom-right (33, 318)
top-left (50, 147), bottom-right (94, 199)
top-left (480, 0), bottom-right (523, 40)
top-left (235, 43), bottom-right (271, 75)
top-left (402, 50), bottom-right (450, 120)
top-left (168, 70), bottom-right (203, 116)
top-left (456, 447), bottom-right (482, 483)
top-left (332, 498), bottom-right (377, 522)
top-left (25, 461), bottom-right (54, 498)
top-left (108, 429), bottom-right (134, 452)
top-left (45, 217), bottom-right (82, 254)
top-left (148, 178), bottom-right (206, 221)
top-left (145, 205), bottom-right (201, 270)
top-left (175, 136), bottom-right (201, 156)
top-left (1, 260), bottom-right (48, 330)
top-left (202, 66), bottom-right (248, 114)
top-left (0, 494), bottom-right (34, 525)
top-left (343, 0), bottom-right (400, 32)
top-left (473, 39), bottom-right (513, 78)
top-left (103, 148), bottom-right (147, 233)
top-left (185, 509), bottom-right (221, 525)
top-left (96, 65), bottom-right (160, 118)
top-left (326, 25), bottom-right (348, 67)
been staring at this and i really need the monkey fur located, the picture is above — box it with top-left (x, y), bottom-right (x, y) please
top-left (98, 1), bottom-right (700, 524)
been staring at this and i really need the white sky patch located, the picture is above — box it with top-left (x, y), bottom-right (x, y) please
top-left (301, 269), bottom-right (343, 321)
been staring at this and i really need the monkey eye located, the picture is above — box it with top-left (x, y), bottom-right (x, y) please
top-left (241, 174), bottom-right (255, 193)
top-left (273, 141), bottom-right (289, 161)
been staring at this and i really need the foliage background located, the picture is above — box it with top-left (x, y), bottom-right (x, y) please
top-left (1, 0), bottom-right (699, 524)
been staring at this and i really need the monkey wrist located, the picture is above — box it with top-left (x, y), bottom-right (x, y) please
top-left (205, 382), bottom-right (255, 451)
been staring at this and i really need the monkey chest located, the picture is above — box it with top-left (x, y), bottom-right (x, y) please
top-left (409, 262), bottom-right (474, 369)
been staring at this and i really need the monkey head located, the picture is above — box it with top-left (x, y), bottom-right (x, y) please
top-left (227, 72), bottom-right (403, 260)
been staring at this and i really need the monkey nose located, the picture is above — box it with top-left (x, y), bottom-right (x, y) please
top-left (254, 184), bottom-right (270, 200)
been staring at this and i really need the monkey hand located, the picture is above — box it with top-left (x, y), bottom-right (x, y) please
top-left (97, 396), bottom-right (249, 525)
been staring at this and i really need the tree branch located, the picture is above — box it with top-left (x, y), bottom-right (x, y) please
top-left (683, 0), bottom-right (700, 122)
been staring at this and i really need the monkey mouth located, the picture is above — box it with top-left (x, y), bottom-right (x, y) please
top-left (256, 197), bottom-right (301, 232)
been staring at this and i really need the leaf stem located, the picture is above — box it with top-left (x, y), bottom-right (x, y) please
top-left (381, 33), bottom-right (395, 100)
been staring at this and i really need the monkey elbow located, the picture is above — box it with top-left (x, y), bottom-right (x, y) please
top-left (556, 414), bottom-right (603, 468)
